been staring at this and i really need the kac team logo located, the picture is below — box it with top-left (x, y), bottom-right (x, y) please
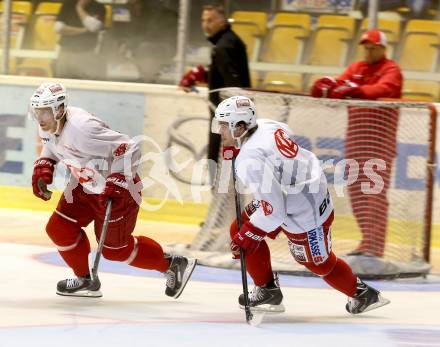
top-left (274, 128), bottom-right (298, 158)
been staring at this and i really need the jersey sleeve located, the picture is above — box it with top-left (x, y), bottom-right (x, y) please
top-left (37, 128), bottom-right (58, 161)
top-left (358, 64), bottom-right (402, 99)
top-left (235, 153), bottom-right (286, 233)
top-left (77, 118), bottom-right (141, 177)
top-left (40, 145), bottom-right (58, 161)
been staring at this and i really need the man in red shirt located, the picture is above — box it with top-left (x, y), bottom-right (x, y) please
top-left (311, 29), bottom-right (403, 257)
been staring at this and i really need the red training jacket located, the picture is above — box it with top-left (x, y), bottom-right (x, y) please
top-left (337, 57), bottom-right (403, 100)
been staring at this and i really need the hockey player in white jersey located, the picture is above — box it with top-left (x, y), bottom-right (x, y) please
top-left (212, 95), bottom-right (390, 315)
top-left (29, 82), bottom-right (196, 298)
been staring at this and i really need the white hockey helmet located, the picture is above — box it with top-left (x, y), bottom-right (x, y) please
top-left (212, 96), bottom-right (257, 138)
top-left (29, 82), bottom-right (68, 122)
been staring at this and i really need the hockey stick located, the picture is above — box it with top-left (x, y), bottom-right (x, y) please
top-left (91, 198), bottom-right (112, 283)
top-left (231, 158), bottom-right (256, 325)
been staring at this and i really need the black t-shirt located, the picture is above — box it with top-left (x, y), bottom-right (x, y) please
top-left (57, 0), bottom-right (105, 51)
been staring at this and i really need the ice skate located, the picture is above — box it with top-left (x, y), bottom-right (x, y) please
top-left (56, 274), bottom-right (102, 298)
top-left (239, 273), bottom-right (285, 313)
top-left (346, 278), bottom-right (390, 314)
top-left (165, 255), bottom-right (197, 299)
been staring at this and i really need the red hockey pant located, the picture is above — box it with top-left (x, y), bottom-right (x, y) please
top-left (230, 212), bottom-right (357, 297)
top-left (45, 184), bottom-right (169, 277)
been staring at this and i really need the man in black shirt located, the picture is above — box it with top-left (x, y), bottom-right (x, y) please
top-left (54, 0), bottom-right (106, 79)
top-left (180, 5), bottom-right (250, 172)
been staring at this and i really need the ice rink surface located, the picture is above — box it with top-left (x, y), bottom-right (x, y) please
top-left (1, 242), bottom-right (440, 347)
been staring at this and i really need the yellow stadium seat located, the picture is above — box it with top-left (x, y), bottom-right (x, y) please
top-left (32, 2), bottom-right (62, 50)
top-left (0, 1), bottom-right (33, 49)
top-left (262, 72), bottom-right (303, 92)
top-left (308, 15), bottom-right (355, 66)
top-left (259, 12), bottom-right (311, 64)
top-left (104, 4), bottom-right (112, 28)
top-left (230, 11), bottom-right (267, 61)
top-left (399, 20), bottom-right (440, 71)
top-left (15, 2), bottom-right (61, 76)
top-left (402, 80), bottom-right (439, 101)
top-left (250, 70), bottom-right (263, 89)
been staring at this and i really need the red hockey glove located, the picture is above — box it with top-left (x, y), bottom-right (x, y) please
top-left (179, 65), bottom-right (207, 90)
top-left (223, 146), bottom-right (240, 160)
top-left (32, 157), bottom-right (56, 201)
top-left (311, 76), bottom-right (338, 98)
top-left (231, 220), bottom-right (267, 256)
top-left (100, 173), bottom-right (132, 207)
top-left (328, 80), bottom-right (363, 99)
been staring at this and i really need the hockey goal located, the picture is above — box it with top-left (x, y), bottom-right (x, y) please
top-left (185, 88), bottom-right (437, 279)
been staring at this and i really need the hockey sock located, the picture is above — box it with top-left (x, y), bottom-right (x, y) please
top-left (246, 240), bottom-right (274, 286)
top-left (58, 230), bottom-right (91, 277)
top-left (129, 236), bottom-right (170, 273)
top-left (323, 257), bottom-right (357, 297)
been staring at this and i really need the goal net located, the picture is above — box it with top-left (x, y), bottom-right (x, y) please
top-left (185, 88), bottom-right (437, 279)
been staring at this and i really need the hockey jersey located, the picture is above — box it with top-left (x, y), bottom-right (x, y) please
top-left (38, 106), bottom-right (140, 193)
top-left (235, 119), bottom-right (333, 234)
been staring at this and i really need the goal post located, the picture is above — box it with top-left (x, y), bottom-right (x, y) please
top-left (185, 88), bottom-right (437, 279)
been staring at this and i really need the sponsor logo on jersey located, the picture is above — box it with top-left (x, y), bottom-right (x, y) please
top-left (319, 190), bottom-right (331, 216)
top-left (288, 241), bottom-right (308, 263)
top-left (307, 226), bottom-right (327, 264)
top-left (113, 143), bottom-right (129, 157)
top-left (236, 99), bottom-right (250, 108)
top-left (67, 164), bottom-right (95, 184)
top-left (245, 199), bottom-right (260, 217)
top-left (274, 128), bottom-right (298, 159)
top-left (41, 137), bottom-right (50, 144)
top-left (261, 200), bottom-right (273, 216)
top-left (223, 149), bottom-right (234, 160)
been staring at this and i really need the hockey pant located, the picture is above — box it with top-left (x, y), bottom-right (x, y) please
top-left (230, 212), bottom-right (357, 297)
top-left (45, 184), bottom-right (169, 277)
top-left (345, 107), bottom-right (399, 256)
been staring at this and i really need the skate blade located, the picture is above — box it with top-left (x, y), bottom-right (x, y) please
top-left (240, 303), bottom-right (286, 313)
top-left (361, 294), bottom-right (390, 314)
top-left (248, 311), bottom-right (265, 326)
top-left (173, 258), bottom-right (197, 299)
top-left (56, 290), bottom-right (102, 298)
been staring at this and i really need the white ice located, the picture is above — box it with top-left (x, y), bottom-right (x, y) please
top-left (0, 243), bottom-right (439, 347)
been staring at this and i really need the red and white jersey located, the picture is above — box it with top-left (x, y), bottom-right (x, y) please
top-left (235, 119), bottom-right (333, 234)
top-left (38, 106), bottom-right (140, 193)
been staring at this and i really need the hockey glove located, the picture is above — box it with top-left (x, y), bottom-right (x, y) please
top-left (231, 220), bottom-right (267, 256)
top-left (100, 173), bottom-right (131, 206)
top-left (328, 80), bottom-right (363, 99)
top-left (32, 157), bottom-right (56, 201)
top-left (179, 65), bottom-right (207, 91)
top-left (311, 77), bottom-right (338, 98)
